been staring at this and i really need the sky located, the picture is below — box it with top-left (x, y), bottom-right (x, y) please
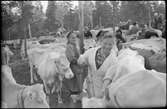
top-left (41, 1), bottom-right (78, 13)
top-left (40, 1), bottom-right (164, 13)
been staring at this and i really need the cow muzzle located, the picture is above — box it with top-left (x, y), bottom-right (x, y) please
top-left (65, 71), bottom-right (74, 79)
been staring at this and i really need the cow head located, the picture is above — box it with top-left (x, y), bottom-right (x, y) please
top-left (53, 53), bottom-right (74, 79)
top-left (4, 45), bottom-right (14, 56)
top-left (40, 52), bottom-right (74, 95)
top-left (118, 48), bottom-right (145, 74)
top-left (23, 84), bottom-right (49, 108)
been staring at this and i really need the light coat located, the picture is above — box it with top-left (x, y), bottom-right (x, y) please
top-left (78, 46), bottom-right (117, 98)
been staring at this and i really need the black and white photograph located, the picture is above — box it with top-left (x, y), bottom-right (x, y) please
top-left (1, 0), bottom-right (166, 108)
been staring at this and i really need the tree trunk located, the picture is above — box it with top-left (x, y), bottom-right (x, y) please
top-left (24, 27), bottom-right (28, 58)
top-left (28, 23), bottom-right (32, 38)
top-left (99, 17), bottom-right (102, 28)
top-left (9, 30), bottom-right (11, 40)
top-left (148, 4), bottom-right (152, 28)
top-left (90, 12), bottom-right (93, 29)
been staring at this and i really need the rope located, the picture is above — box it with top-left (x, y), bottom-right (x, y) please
top-left (17, 87), bottom-right (26, 108)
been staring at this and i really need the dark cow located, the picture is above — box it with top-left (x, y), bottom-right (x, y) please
top-left (130, 47), bottom-right (166, 73)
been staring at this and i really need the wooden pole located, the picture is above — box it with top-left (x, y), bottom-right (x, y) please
top-left (9, 29), bottom-right (11, 40)
top-left (79, 1), bottom-right (84, 54)
top-left (113, 2), bottom-right (115, 32)
top-left (89, 1), bottom-right (93, 29)
top-left (24, 26), bottom-right (28, 58)
top-left (99, 16), bottom-right (102, 28)
top-left (28, 23), bottom-right (32, 38)
top-left (78, 1), bottom-right (85, 93)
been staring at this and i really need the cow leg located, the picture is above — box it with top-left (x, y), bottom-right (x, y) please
top-left (58, 80), bottom-right (63, 104)
top-left (30, 62), bottom-right (34, 84)
top-left (6, 54), bottom-right (9, 65)
top-left (46, 95), bottom-right (50, 105)
top-left (57, 90), bottom-right (63, 104)
top-left (43, 81), bottom-right (50, 105)
top-left (33, 67), bottom-right (38, 82)
top-left (43, 81), bottom-right (50, 95)
top-left (51, 84), bottom-right (56, 94)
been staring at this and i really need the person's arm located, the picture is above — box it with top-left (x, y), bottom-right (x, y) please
top-left (102, 79), bottom-right (112, 93)
top-left (102, 62), bottom-right (118, 95)
top-left (77, 48), bottom-right (90, 65)
top-left (103, 64), bottom-right (118, 84)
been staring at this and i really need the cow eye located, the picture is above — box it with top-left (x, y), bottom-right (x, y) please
top-left (63, 68), bottom-right (68, 72)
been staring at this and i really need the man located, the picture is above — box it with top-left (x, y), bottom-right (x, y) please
top-left (84, 26), bottom-right (92, 39)
top-left (127, 22), bottom-right (139, 35)
top-left (115, 29), bottom-right (126, 50)
top-left (152, 13), bottom-right (163, 30)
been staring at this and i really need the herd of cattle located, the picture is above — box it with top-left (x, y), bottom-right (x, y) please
top-left (1, 25), bottom-right (166, 108)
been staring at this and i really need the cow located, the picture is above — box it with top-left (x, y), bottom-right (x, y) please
top-left (56, 27), bottom-right (66, 37)
top-left (104, 48), bottom-right (166, 108)
top-left (139, 25), bottom-right (163, 39)
top-left (1, 45), bottom-right (14, 65)
top-left (82, 48), bottom-right (166, 108)
top-left (147, 51), bottom-right (166, 73)
top-left (105, 70), bottom-right (166, 108)
top-left (27, 43), bottom-right (74, 104)
top-left (1, 65), bottom-right (49, 108)
top-left (83, 70), bottom-right (166, 108)
top-left (90, 28), bottom-right (114, 42)
top-left (119, 20), bottom-right (131, 30)
top-left (104, 48), bottom-right (145, 83)
top-left (122, 38), bottom-right (166, 53)
top-left (90, 29), bottom-right (100, 41)
top-left (122, 38), bottom-right (166, 73)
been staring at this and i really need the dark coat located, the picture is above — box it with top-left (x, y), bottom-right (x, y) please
top-left (64, 43), bottom-right (88, 94)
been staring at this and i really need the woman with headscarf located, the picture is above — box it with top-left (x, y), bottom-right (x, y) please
top-left (77, 32), bottom-right (118, 98)
top-left (64, 31), bottom-right (88, 97)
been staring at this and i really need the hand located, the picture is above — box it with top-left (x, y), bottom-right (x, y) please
top-left (102, 79), bottom-right (111, 93)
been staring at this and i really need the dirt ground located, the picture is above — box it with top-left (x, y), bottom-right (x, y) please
top-left (9, 47), bottom-right (82, 108)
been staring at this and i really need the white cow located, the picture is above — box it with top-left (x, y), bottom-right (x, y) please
top-left (27, 43), bottom-right (74, 103)
top-left (90, 29), bottom-right (100, 41)
top-left (122, 38), bottom-right (166, 53)
top-left (106, 70), bottom-right (166, 108)
top-left (2, 45), bottom-right (14, 65)
top-left (90, 28), bottom-right (114, 42)
top-left (82, 70), bottom-right (166, 108)
top-left (82, 48), bottom-right (166, 108)
top-left (2, 65), bottom-right (49, 108)
top-left (104, 48), bottom-right (145, 83)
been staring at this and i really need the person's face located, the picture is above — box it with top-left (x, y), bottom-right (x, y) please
top-left (69, 33), bottom-right (77, 44)
top-left (101, 37), bottom-right (114, 53)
